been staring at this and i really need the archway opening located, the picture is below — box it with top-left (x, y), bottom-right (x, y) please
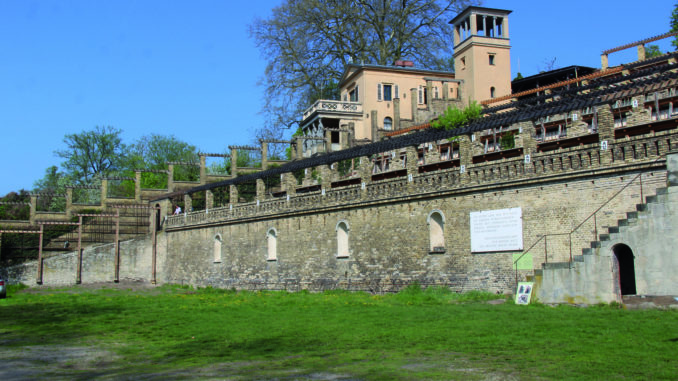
top-left (613, 244), bottom-right (636, 295)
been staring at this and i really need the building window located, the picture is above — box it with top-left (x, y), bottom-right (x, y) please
top-left (489, 54), bottom-right (495, 65)
top-left (383, 117), bottom-right (393, 131)
top-left (336, 220), bottom-right (350, 258)
top-left (377, 83), bottom-right (382, 101)
top-left (427, 210), bottom-right (445, 253)
top-left (418, 86), bottom-right (427, 104)
top-left (490, 87), bottom-right (496, 98)
top-left (381, 84), bottom-right (393, 101)
top-left (267, 228), bottom-right (277, 261)
top-left (461, 56), bottom-right (466, 69)
top-left (349, 86), bottom-right (359, 102)
top-left (434, 86), bottom-right (439, 99)
top-left (213, 234), bottom-right (222, 263)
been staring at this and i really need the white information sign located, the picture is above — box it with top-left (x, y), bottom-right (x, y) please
top-left (470, 207), bottom-right (523, 252)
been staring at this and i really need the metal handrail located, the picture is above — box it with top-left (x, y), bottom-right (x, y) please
top-left (514, 152), bottom-right (668, 285)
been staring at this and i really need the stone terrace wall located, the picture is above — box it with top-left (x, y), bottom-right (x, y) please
top-left (159, 144), bottom-right (668, 293)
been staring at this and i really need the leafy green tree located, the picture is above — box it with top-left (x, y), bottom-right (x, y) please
top-left (513, 72), bottom-right (524, 81)
top-left (55, 126), bottom-right (126, 183)
top-left (250, 0), bottom-right (476, 132)
top-left (645, 44), bottom-right (663, 58)
top-left (672, 2), bottom-right (678, 50)
top-left (431, 101), bottom-right (482, 131)
top-left (126, 134), bottom-right (199, 187)
top-left (0, 190), bottom-right (31, 220)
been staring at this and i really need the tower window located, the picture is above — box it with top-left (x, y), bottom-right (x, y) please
top-left (489, 54), bottom-right (495, 65)
top-left (490, 87), bottom-right (496, 98)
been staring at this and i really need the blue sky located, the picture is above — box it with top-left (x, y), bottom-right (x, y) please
top-left (0, 0), bottom-right (675, 195)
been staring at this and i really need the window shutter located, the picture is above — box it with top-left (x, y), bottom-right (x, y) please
top-left (395, 85), bottom-right (399, 99)
top-left (355, 85), bottom-right (359, 101)
top-left (377, 83), bottom-right (382, 101)
top-left (418, 86), bottom-right (423, 104)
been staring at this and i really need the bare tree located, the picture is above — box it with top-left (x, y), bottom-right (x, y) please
top-left (249, 0), bottom-right (477, 133)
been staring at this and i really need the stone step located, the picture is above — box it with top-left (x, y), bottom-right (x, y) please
top-left (534, 269), bottom-right (543, 276)
top-left (599, 234), bottom-right (610, 242)
top-left (626, 211), bottom-right (638, 220)
top-left (636, 203), bottom-right (647, 212)
top-left (582, 248), bottom-right (593, 255)
top-left (656, 187), bottom-right (668, 195)
top-left (608, 226), bottom-right (619, 234)
top-left (543, 262), bottom-right (572, 270)
top-left (573, 255), bottom-right (584, 262)
top-left (591, 241), bottom-right (601, 248)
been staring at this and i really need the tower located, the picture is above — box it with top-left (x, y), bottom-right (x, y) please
top-left (451, 7), bottom-right (512, 104)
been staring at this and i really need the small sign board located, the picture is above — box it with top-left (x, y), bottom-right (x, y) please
top-left (515, 282), bottom-right (534, 305)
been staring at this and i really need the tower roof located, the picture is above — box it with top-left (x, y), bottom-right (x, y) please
top-left (449, 6), bottom-right (512, 26)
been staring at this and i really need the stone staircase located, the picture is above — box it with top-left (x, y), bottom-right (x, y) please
top-left (535, 179), bottom-right (678, 304)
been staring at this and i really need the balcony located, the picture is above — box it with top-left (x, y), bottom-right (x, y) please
top-left (302, 100), bottom-right (363, 121)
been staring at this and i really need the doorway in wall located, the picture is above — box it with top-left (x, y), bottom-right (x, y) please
top-left (613, 244), bottom-right (636, 295)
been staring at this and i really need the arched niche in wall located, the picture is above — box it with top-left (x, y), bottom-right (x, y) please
top-left (427, 210), bottom-right (445, 253)
top-left (336, 220), bottom-right (350, 258)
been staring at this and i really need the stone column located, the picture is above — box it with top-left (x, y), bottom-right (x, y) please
top-left (469, 12), bottom-right (477, 34)
top-left (393, 98), bottom-right (401, 131)
top-left (229, 184), bottom-right (239, 205)
top-left (667, 149), bottom-right (678, 187)
top-left (230, 147), bottom-right (238, 176)
top-left (426, 80), bottom-right (433, 103)
top-left (371, 110), bottom-right (378, 142)
top-left (324, 129), bottom-right (332, 152)
top-left (318, 164), bottom-right (331, 192)
top-left (601, 54), bottom-right (609, 70)
top-left (296, 137), bottom-right (304, 159)
top-left (405, 146), bottom-right (418, 190)
top-left (282, 172), bottom-right (297, 196)
top-left (261, 141), bottom-right (269, 169)
top-left (183, 193), bottom-right (192, 213)
top-left (206, 189), bottom-right (214, 210)
top-left (410, 88), bottom-right (418, 122)
top-left (637, 44), bottom-right (646, 61)
top-left (347, 122), bottom-right (355, 148)
top-left (134, 171), bottom-right (142, 202)
top-left (596, 104), bottom-right (615, 165)
top-left (519, 121), bottom-right (537, 155)
top-left (65, 188), bottom-right (73, 219)
top-left (256, 178), bottom-right (266, 202)
top-left (199, 154), bottom-right (206, 185)
top-left (459, 135), bottom-right (473, 185)
top-left (101, 179), bottom-right (108, 207)
top-left (442, 82), bottom-right (449, 101)
top-left (167, 164), bottom-right (175, 192)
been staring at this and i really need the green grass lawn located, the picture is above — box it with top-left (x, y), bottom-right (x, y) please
top-left (1, 284), bottom-right (677, 380)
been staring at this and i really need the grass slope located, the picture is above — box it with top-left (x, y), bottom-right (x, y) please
top-left (1, 284), bottom-right (677, 380)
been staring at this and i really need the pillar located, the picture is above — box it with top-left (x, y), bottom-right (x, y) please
top-left (261, 141), bottom-right (269, 169)
top-left (29, 195), bottom-right (37, 225)
top-left (199, 154), bottom-right (206, 184)
top-left (296, 137), bottom-right (304, 159)
top-left (101, 179), bottom-right (108, 207)
top-left (637, 44), bottom-right (646, 61)
top-left (442, 82), bottom-right (449, 101)
top-left (601, 54), bottom-right (609, 70)
top-left (410, 88), bottom-right (418, 121)
top-left (459, 135), bottom-right (473, 185)
top-left (406, 146), bottom-right (418, 190)
top-left (206, 189), bottom-right (214, 210)
top-left (134, 171), bottom-right (142, 202)
top-left (318, 164), bottom-right (331, 192)
top-left (597, 104), bottom-right (615, 165)
top-left (282, 172), bottom-right (297, 196)
top-left (393, 98), bottom-right (401, 131)
top-left (65, 187), bottom-right (73, 219)
top-left (167, 164), bottom-right (175, 192)
top-left (230, 147), bottom-right (238, 176)
top-left (183, 193), bottom-right (192, 213)
top-left (256, 179), bottom-right (266, 201)
top-left (667, 149), bottom-right (678, 186)
top-left (229, 184), bottom-right (239, 205)
top-left (426, 80), bottom-right (433, 103)
top-left (371, 110), bottom-right (378, 142)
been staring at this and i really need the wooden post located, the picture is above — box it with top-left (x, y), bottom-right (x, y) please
top-left (37, 225), bottom-right (44, 285)
top-left (76, 216), bottom-right (82, 284)
top-left (114, 209), bottom-right (120, 283)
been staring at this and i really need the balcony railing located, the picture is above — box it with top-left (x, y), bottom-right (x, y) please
top-left (302, 100), bottom-right (363, 120)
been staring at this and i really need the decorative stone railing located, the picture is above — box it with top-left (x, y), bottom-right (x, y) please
top-left (164, 129), bottom-right (677, 230)
top-left (302, 100), bottom-right (363, 120)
